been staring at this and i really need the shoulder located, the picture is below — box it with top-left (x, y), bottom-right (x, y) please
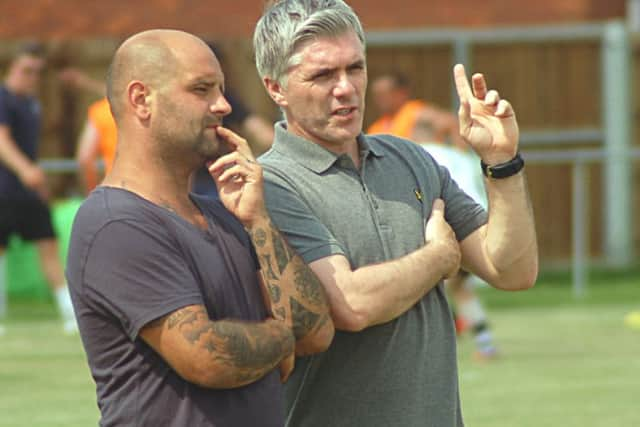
top-left (73, 187), bottom-right (174, 238)
top-left (258, 148), bottom-right (299, 185)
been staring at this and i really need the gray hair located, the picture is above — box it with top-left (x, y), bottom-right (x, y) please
top-left (253, 0), bottom-right (365, 85)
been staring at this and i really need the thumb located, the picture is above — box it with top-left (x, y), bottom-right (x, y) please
top-left (430, 198), bottom-right (445, 219)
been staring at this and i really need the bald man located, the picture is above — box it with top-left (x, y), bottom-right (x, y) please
top-left (66, 30), bottom-right (333, 426)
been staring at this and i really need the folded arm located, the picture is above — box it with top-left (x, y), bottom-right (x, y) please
top-left (308, 199), bottom-right (460, 332)
top-left (139, 304), bottom-right (294, 389)
top-left (209, 126), bottom-right (334, 356)
top-left (248, 214), bottom-right (334, 355)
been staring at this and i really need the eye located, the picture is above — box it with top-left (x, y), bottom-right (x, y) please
top-left (312, 70), bottom-right (332, 81)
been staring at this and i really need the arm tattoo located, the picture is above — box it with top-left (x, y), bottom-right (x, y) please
top-left (252, 228), bottom-right (267, 248)
top-left (272, 230), bottom-right (292, 274)
top-left (290, 297), bottom-right (320, 338)
top-left (274, 307), bottom-right (287, 320)
top-left (251, 218), bottom-right (330, 342)
top-left (267, 283), bottom-right (281, 304)
top-left (173, 306), bottom-right (292, 384)
top-left (260, 254), bottom-right (279, 280)
top-left (167, 307), bottom-right (200, 329)
top-left (294, 266), bottom-right (323, 306)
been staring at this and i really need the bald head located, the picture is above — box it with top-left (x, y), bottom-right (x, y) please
top-left (106, 30), bottom-right (211, 122)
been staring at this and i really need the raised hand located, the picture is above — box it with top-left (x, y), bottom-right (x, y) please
top-left (207, 126), bottom-right (266, 227)
top-left (454, 64), bottom-right (519, 165)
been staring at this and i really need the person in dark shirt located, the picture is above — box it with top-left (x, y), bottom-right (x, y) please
top-left (0, 42), bottom-right (77, 334)
top-left (66, 29), bottom-right (333, 426)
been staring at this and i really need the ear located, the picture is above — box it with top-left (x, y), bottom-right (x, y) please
top-left (127, 81), bottom-right (152, 121)
top-left (263, 77), bottom-right (288, 108)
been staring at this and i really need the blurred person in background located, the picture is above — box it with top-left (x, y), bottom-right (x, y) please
top-left (370, 71), bottom-right (498, 360)
top-left (0, 42), bottom-right (77, 334)
top-left (412, 114), bottom-right (498, 360)
top-left (368, 71), bottom-right (466, 149)
top-left (59, 67), bottom-right (114, 194)
top-left (253, 1), bottom-right (537, 425)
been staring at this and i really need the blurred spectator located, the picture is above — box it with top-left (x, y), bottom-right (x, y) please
top-left (368, 71), bottom-right (466, 149)
top-left (413, 117), bottom-right (498, 360)
top-left (59, 67), bottom-right (114, 194)
top-left (0, 42), bottom-right (77, 333)
top-left (370, 71), bottom-right (498, 360)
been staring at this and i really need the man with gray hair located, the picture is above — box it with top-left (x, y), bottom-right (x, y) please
top-left (254, 1), bottom-right (538, 426)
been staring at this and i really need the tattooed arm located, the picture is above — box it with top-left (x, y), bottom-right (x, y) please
top-left (208, 127), bottom-right (334, 356)
top-left (248, 214), bottom-right (334, 356)
top-left (139, 305), bottom-right (295, 389)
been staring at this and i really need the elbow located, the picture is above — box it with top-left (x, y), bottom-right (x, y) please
top-left (331, 298), bottom-right (371, 332)
top-left (494, 258), bottom-right (539, 291)
top-left (295, 314), bottom-right (335, 355)
top-left (178, 360), bottom-right (229, 389)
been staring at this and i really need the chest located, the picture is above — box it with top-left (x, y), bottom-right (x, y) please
top-left (174, 220), bottom-right (265, 322)
top-left (298, 156), bottom-right (441, 267)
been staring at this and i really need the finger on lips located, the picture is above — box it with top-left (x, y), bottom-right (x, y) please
top-left (216, 126), bottom-right (252, 155)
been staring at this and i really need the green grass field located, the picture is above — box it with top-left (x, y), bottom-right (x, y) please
top-left (1, 269), bottom-right (639, 426)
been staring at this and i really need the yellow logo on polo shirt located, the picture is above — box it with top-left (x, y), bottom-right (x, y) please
top-left (414, 188), bottom-right (423, 203)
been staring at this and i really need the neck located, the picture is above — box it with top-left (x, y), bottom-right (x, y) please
top-left (104, 139), bottom-right (196, 213)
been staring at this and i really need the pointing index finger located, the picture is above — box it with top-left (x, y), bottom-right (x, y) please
top-left (453, 64), bottom-right (473, 101)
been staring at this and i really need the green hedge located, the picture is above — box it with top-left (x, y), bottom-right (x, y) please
top-left (6, 198), bottom-right (82, 300)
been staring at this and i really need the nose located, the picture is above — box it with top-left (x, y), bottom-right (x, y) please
top-left (210, 94), bottom-right (232, 117)
top-left (333, 73), bottom-right (356, 98)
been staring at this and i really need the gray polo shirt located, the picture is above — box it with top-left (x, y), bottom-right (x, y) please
top-left (260, 122), bottom-right (487, 427)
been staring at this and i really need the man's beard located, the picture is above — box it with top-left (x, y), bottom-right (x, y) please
top-left (194, 129), bottom-right (231, 163)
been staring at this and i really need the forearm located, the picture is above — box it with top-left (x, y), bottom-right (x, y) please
top-left (484, 172), bottom-right (538, 286)
top-left (247, 214), bottom-right (333, 354)
top-left (0, 134), bottom-right (35, 176)
top-left (144, 306), bottom-right (294, 389)
top-left (344, 240), bottom-right (452, 329)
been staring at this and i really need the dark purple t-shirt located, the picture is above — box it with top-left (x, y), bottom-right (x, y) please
top-left (0, 85), bottom-right (41, 200)
top-left (66, 187), bottom-right (284, 427)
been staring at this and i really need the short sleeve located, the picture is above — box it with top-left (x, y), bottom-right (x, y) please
top-left (82, 219), bottom-right (204, 340)
top-left (263, 170), bottom-right (345, 264)
top-left (436, 159), bottom-right (488, 241)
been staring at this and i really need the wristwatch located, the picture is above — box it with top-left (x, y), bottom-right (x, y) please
top-left (480, 153), bottom-right (524, 179)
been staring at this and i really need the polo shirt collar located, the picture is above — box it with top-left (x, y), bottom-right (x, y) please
top-left (272, 121), bottom-right (384, 174)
